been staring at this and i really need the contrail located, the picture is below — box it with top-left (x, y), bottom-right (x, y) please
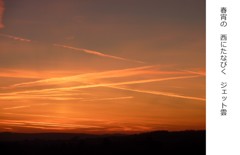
top-left (0, 67), bottom-right (204, 102)
top-left (1, 64), bottom-right (191, 89)
top-left (0, 68), bottom-right (95, 80)
top-left (81, 96), bottom-right (134, 102)
top-left (0, 92), bottom-right (133, 102)
top-left (0, 0), bottom-right (4, 29)
top-left (7, 65), bottom-right (190, 89)
top-left (0, 95), bottom-right (84, 100)
top-left (36, 75), bottom-right (201, 92)
top-left (0, 33), bottom-right (31, 42)
top-left (181, 69), bottom-right (206, 76)
top-left (0, 75), bottom-right (201, 97)
top-left (3, 105), bottom-right (32, 110)
top-left (110, 86), bottom-right (205, 102)
top-left (2, 103), bottom-right (48, 110)
top-left (8, 65), bottom-right (160, 88)
top-left (54, 44), bottom-right (144, 63)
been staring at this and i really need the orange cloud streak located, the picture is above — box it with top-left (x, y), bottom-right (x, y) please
top-left (1, 75), bottom-right (201, 96)
top-left (0, 74), bottom-right (203, 102)
top-left (8, 65), bottom-right (189, 88)
top-left (81, 96), bottom-right (134, 102)
top-left (2, 103), bottom-right (48, 110)
top-left (0, 95), bottom-right (83, 100)
top-left (0, 68), bottom-right (71, 79)
top-left (181, 69), bottom-right (206, 76)
top-left (0, 33), bottom-right (31, 42)
top-left (7, 65), bottom-right (157, 88)
top-left (3, 105), bottom-right (32, 110)
top-left (110, 86), bottom-right (205, 101)
top-left (0, 120), bottom-right (101, 130)
top-left (54, 44), bottom-right (144, 63)
top-left (1, 113), bottom-right (110, 122)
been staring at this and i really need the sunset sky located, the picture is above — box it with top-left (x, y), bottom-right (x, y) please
top-left (0, 0), bottom-right (205, 133)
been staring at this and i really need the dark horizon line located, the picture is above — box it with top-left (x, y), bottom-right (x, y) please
top-left (0, 129), bottom-right (206, 135)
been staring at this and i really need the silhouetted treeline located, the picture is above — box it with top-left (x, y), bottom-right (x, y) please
top-left (0, 130), bottom-right (205, 155)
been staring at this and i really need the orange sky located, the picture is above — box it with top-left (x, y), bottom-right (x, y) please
top-left (0, 0), bottom-right (205, 133)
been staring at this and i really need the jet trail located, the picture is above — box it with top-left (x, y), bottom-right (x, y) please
top-left (110, 86), bottom-right (205, 101)
top-left (54, 44), bottom-right (144, 63)
top-left (8, 65), bottom-right (159, 88)
top-left (1, 75), bottom-right (200, 94)
top-left (81, 96), bottom-right (134, 102)
top-left (0, 33), bottom-right (31, 42)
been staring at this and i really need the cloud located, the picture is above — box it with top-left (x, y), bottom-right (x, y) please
top-left (3, 105), bottom-right (32, 110)
top-left (0, 0), bottom-right (4, 29)
top-left (9, 75), bottom-right (199, 94)
top-left (0, 119), bottom-right (101, 130)
top-left (2, 104), bottom-right (48, 110)
top-left (109, 86), bottom-right (205, 101)
top-left (1, 112), bottom-right (109, 122)
top-left (0, 64), bottom-right (204, 102)
top-left (81, 96), bottom-right (134, 102)
top-left (7, 65), bottom-right (187, 88)
top-left (0, 33), bottom-right (32, 42)
top-left (0, 94), bottom-right (84, 101)
top-left (0, 68), bottom-right (85, 79)
top-left (0, 74), bottom-right (202, 101)
top-left (7, 65), bottom-right (158, 88)
top-left (181, 69), bottom-right (206, 76)
top-left (54, 44), bottom-right (144, 63)
top-left (36, 75), bottom-right (201, 92)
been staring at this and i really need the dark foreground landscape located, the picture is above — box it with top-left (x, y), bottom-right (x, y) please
top-left (0, 130), bottom-right (205, 155)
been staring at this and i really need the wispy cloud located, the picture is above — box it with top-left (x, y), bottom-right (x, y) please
top-left (181, 69), bottom-right (206, 76)
top-left (0, 64), bottom-right (205, 102)
top-left (1, 113), bottom-right (109, 122)
top-left (0, 74), bottom-right (203, 102)
top-left (7, 65), bottom-right (187, 88)
top-left (0, 33), bottom-right (32, 42)
top-left (0, 0), bottom-right (4, 29)
top-left (1, 75), bottom-right (201, 95)
top-left (2, 104), bottom-right (48, 110)
top-left (0, 68), bottom-right (86, 79)
top-left (0, 119), bottom-right (101, 130)
top-left (3, 105), bottom-right (32, 110)
top-left (0, 94), bottom-right (84, 101)
top-left (0, 69), bottom-right (47, 79)
top-left (7, 65), bottom-right (158, 88)
top-left (54, 44), bottom-right (144, 63)
top-left (81, 96), bottom-right (134, 102)
top-left (0, 117), bottom-right (159, 133)
top-left (110, 86), bottom-right (205, 101)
